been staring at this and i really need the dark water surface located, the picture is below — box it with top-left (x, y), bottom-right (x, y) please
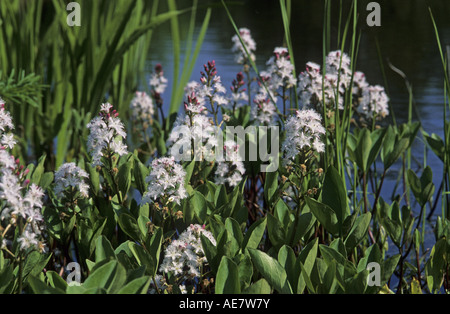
top-left (146, 0), bottom-right (450, 251)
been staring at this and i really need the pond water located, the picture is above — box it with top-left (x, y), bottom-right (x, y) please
top-left (146, 0), bottom-right (450, 252)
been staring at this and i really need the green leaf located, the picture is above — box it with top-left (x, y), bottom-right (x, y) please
top-left (30, 154), bottom-right (46, 185)
top-left (407, 167), bottom-right (435, 207)
top-left (149, 227), bottom-right (163, 275)
top-left (28, 275), bottom-right (65, 294)
top-left (320, 244), bottom-right (357, 283)
top-left (305, 197), bottom-right (339, 237)
top-left (322, 166), bottom-right (349, 231)
top-left (235, 253), bottom-right (253, 290)
top-left (216, 256), bottom-right (241, 294)
top-left (274, 199), bottom-right (293, 227)
top-left (118, 213), bottom-right (141, 242)
top-left (225, 217), bottom-right (244, 248)
top-left (61, 214), bottom-right (76, 245)
top-left (133, 156), bottom-right (149, 195)
top-left (242, 217), bottom-right (267, 251)
top-left (248, 248), bottom-right (292, 294)
top-left (291, 212), bottom-right (316, 246)
top-left (95, 235), bottom-right (116, 262)
top-left (201, 233), bottom-right (218, 274)
top-left (344, 213), bottom-right (372, 252)
top-left (117, 156), bottom-right (134, 198)
top-left (381, 254), bottom-right (401, 288)
top-left (351, 128), bottom-right (372, 172)
top-left (321, 260), bottom-right (338, 294)
top-left (345, 270), bottom-right (368, 294)
top-left (242, 279), bottom-right (271, 294)
top-left (128, 242), bottom-right (155, 277)
top-left (137, 215), bottom-right (151, 241)
top-left (422, 131), bottom-right (445, 162)
top-left (411, 277), bottom-right (422, 294)
top-left (297, 238), bottom-right (318, 294)
top-left (23, 251), bottom-right (52, 278)
top-left (86, 163), bottom-right (100, 196)
top-left (0, 264), bottom-right (13, 293)
top-left (278, 245), bottom-right (298, 292)
top-left (382, 127), bottom-right (410, 170)
top-left (190, 191), bottom-right (207, 223)
top-left (183, 159), bottom-right (196, 186)
top-left (214, 184), bottom-right (228, 208)
top-left (425, 238), bottom-right (447, 293)
top-left (267, 213), bottom-right (286, 250)
top-left (297, 261), bottom-right (316, 294)
top-left (118, 276), bottom-right (151, 294)
top-left (381, 217), bottom-right (402, 248)
top-left (39, 172), bottom-right (54, 190)
top-left (45, 271), bottom-right (68, 292)
top-left (264, 170), bottom-right (279, 207)
top-left (83, 260), bottom-right (127, 294)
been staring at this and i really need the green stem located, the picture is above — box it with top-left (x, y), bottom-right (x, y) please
top-left (362, 171), bottom-right (369, 214)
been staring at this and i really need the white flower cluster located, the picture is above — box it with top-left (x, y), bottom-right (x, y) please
top-left (168, 114), bottom-right (218, 163)
top-left (142, 156), bottom-right (187, 205)
top-left (231, 28), bottom-right (256, 65)
top-left (159, 224), bottom-right (216, 280)
top-left (298, 50), bottom-right (352, 111)
top-left (351, 70), bottom-right (389, 121)
top-left (168, 88), bottom-right (219, 162)
top-left (298, 51), bottom-right (390, 122)
top-left (54, 162), bottom-right (89, 199)
top-left (263, 47), bottom-right (297, 91)
top-left (227, 72), bottom-right (249, 111)
top-left (282, 108), bottom-right (326, 164)
top-left (0, 99), bottom-right (16, 150)
top-left (249, 47), bottom-right (296, 125)
top-left (86, 103), bottom-right (128, 166)
top-left (356, 85), bottom-right (389, 121)
top-left (214, 140), bottom-right (245, 187)
top-left (202, 62), bottom-right (228, 109)
top-left (325, 50), bottom-right (352, 89)
top-left (130, 91), bottom-right (154, 125)
top-left (149, 64), bottom-right (168, 95)
top-left (250, 87), bottom-right (278, 125)
top-left (352, 71), bottom-right (369, 96)
top-left (0, 102), bottom-right (46, 252)
top-left (184, 63), bottom-right (228, 113)
top-left (183, 91), bottom-right (207, 115)
top-left (298, 60), bottom-right (346, 111)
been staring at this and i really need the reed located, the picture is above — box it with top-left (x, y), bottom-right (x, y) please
top-left (0, 0), bottom-right (200, 169)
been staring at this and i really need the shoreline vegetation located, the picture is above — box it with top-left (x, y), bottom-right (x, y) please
top-left (0, 0), bottom-right (449, 294)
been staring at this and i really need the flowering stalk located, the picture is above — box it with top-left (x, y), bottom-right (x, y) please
top-left (153, 224), bottom-right (216, 294)
top-left (167, 80), bottom-right (219, 168)
top-left (130, 91), bottom-right (155, 154)
top-left (231, 28), bottom-right (257, 108)
top-left (199, 60), bottom-right (227, 126)
top-left (142, 157), bottom-right (187, 224)
top-left (214, 140), bottom-right (245, 188)
top-left (231, 28), bottom-right (256, 67)
top-left (251, 80), bottom-right (278, 126)
top-left (150, 64), bottom-right (168, 130)
top-left (229, 72), bottom-right (248, 114)
top-left (0, 102), bottom-right (46, 293)
top-left (87, 103), bottom-right (128, 203)
top-left (264, 47), bottom-right (297, 117)
top-left (280, 108), bottom-right (325, 208)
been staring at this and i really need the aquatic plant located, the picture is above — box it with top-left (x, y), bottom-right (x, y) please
top-left (0, 0), bottom-right (449, 298)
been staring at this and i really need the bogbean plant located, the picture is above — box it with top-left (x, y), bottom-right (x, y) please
top-left (0, 7), bottom-right (450, 296)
